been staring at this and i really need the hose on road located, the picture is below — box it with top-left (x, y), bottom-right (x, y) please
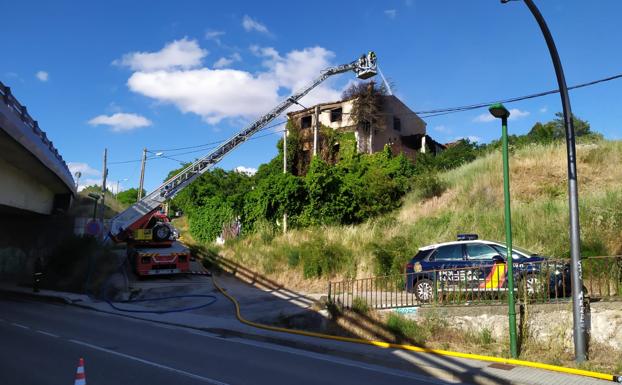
top-left (211, 274), bottom-right (620, 383)
top-left (91, 252), bottom-right (218, 315)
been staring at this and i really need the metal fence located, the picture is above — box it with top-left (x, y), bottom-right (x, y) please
top-left (328, 256), bottom-right (622, 309)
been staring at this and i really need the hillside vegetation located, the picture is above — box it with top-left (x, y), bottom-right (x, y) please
top-left (217, 140), bottom-right (622, 291)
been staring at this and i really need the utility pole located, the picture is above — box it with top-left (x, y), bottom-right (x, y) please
top-left (100, 148), bottom-right (108, 239)
top-left (283, 129), bottom-right (288, 233)
top-left (138, 148), bottom-right (147, 201)
top-left (313, 105), bottom-right (320, 156)
top-left (74, 171), bottom-right (81, 190)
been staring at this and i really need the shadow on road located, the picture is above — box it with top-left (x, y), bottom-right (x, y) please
top-left (195, 249), bottom-right (516, 385)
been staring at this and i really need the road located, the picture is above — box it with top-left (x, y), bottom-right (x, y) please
top-left (0, 295), bottom-right (452, 385)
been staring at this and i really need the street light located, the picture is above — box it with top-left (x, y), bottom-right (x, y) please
top-left (115, 178), bottom-right (128, 196)
top-left (488, 103), bottom-right (518, 358)
top-left (501, 0), bottom-right (587, 362)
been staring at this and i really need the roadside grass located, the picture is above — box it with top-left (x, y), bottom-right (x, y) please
top-left (215, 140), bottom-right (622, 291)
top-left (309, 306), bottom-right (622, 374)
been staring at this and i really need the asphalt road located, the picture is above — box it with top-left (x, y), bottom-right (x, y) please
top-left (0, 296), bottom-right (452, 385)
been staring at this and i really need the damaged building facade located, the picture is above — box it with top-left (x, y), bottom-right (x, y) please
top-left (286, 94), bottom-right (444, 175)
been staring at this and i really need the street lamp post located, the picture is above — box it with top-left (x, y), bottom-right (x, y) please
top-left (489, 103), bottom-right (518, 358)
top-left (502, 0), bottom-right (587, 362)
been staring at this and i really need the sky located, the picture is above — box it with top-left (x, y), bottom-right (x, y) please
top-left (2, 0), bottom-right (621, 193)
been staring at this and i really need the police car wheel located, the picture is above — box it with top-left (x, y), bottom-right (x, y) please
top-left (415, 279), bottom-right (434, 302)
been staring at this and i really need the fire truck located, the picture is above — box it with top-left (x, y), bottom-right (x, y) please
top-left (109, 52), bottom-right (378, 276)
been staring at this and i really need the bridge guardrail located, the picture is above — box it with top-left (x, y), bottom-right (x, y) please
top-left (328, 255), bottom-right (622, 309)
top-left (0, 81), bottom-right (71, 174)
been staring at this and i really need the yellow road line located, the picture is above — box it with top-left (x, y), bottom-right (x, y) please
top-left (211, 275), bottom-right (619, 383)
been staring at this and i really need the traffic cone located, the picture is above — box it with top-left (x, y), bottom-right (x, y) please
top-left (74, 358), bottom-right (86, 385)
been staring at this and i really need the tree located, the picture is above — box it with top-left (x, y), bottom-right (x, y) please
top-left (341, 81), bottom-right (388, 151)
top-left (116, 188), bottom-right (146, 205)
top-left (528, 113), bottom-right (598, 142)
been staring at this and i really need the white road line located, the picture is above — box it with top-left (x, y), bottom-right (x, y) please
top-left (185, 329), bottom-right (219, 338)
top-left (36, 330), bottom-right (59, 338)
top-left (68, 339), bottom-right (230, 385)
top-left (11, 322), bottom-right (29, 330)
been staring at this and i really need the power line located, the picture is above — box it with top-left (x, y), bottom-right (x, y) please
top-left (337, 71), bottom-right (622, 119)
top-left (107, 71), bottom-right (622, 165)
top-left (151, 120), bottom-right (287, 153)
top-left (415, 72), bottom-right (622, 118)
top-left (107, 127), bottom-right (286, 165)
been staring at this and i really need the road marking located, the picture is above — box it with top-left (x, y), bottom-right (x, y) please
top-left (11, 322), bottom-right (29, 330)
top-left (36, 330), bottom-right (59, 338)
top-left (68, 339), bottom-right (230, 385)
top-left (186, 329), bottom-right (219, 338)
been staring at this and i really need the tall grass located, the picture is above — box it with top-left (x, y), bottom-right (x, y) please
top-left (221, 140), bottom-right (622, 288)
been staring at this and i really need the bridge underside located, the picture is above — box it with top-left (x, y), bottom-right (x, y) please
top-left (0, 128), bottom-right (71, 215)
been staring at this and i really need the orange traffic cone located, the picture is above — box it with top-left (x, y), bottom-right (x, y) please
top-left (74, 358), bottom-right (86, 385)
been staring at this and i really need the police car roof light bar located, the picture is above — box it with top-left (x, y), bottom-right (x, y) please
top-left (457, 233), bottom-right (479, 241)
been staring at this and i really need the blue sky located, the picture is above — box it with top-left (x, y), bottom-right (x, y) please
top-left (2, 1), bottom-right (621, 192)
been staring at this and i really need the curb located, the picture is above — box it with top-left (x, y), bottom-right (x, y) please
top-left (0, 288), bottom-right (73, 305)
top-left (211, 275), bottom-right (620, 383)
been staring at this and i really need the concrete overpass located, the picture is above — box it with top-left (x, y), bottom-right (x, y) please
top-left (0, 81), bottom-right (76, 281)
top-left (0, 81), bottom-right (75, 215)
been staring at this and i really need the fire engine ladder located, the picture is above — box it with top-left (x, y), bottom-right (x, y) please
top-left (110, 52), bottom-right (377, 239)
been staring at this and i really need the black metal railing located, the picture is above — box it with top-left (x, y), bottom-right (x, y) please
top-left (328, 256), bottom-right (622, 309)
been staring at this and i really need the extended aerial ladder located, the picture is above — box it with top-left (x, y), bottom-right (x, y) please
top-left (109, 52), bottom-right (377, 274)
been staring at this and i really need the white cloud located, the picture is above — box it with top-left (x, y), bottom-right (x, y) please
top-left (508, 108), bottom-right (530, 120)
top-left (433, 125), bottom-right (452, 134)
top-left (68, 162), bottom-right (100, 177)
top-left (88, 113), bottom-right (152, 132)
top-left (473, 108), bottom-right (530, 123)
top-left (472, 113), bottom-right (496, 123)
top-left (36, 71), bottom-right (49, 82)
top-left (235, 166), bottom-right (257, 175)
top-left (384, 9), bottom-right (397, 19)
top-left (453, 135), bottom-right (481, 143)
top-left (125, 43), bottom-right (340, 124)
top-left (213, 52), bottom-right (241, 69)
top-left (242, 15), bottom-right (269, 34)
top-left (113, 38), bottom-right (207, 72)
top-left (205, 30), bottom-right (225, 45)
top-left (539, 106), bottom-right (548, 113)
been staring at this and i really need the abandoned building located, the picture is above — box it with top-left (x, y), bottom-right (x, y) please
top-left (286, 94), bottom-right (444, 175)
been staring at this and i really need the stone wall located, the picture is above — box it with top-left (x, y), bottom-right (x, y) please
top-left (391, 301), bottom-right (622, 351)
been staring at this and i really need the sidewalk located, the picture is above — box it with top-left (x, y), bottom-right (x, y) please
top-left (0, 277), bottom-right (614, 385)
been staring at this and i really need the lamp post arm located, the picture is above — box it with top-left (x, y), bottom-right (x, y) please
top-left (522, 0), bottom-right (586, 362)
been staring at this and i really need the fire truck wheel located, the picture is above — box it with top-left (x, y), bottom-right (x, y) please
top-left (153, 224), bottom-right (171, 241)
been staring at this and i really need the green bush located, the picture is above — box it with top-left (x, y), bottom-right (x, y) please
top-left (351, 297), bottom-right (370, 314)
top-left (298, 239), bottom-right (353, 279)
top-left (412, 172), bottom-right (447, 200)
top-left (188, 197), bottom-right (235, 243)
top-left (386, 313), bottom-right (428, 345)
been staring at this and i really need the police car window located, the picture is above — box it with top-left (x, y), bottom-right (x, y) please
top-left (466, 244), bottom-right (499, 261)
top-left (434, 245), bottom-right (463, 261)
top-left (491, 245), bottom-right (523, 260)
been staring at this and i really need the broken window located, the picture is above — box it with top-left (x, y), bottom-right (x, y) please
top-left (393, 117), bottom-right (401, 132)
top-left (330, 108), bottom-right (342, 123)
top-left (301, 115), bottom-right (312, 129)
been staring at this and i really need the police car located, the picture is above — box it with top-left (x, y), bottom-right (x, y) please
top-left (404, 234), bottom-right (571, 302)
